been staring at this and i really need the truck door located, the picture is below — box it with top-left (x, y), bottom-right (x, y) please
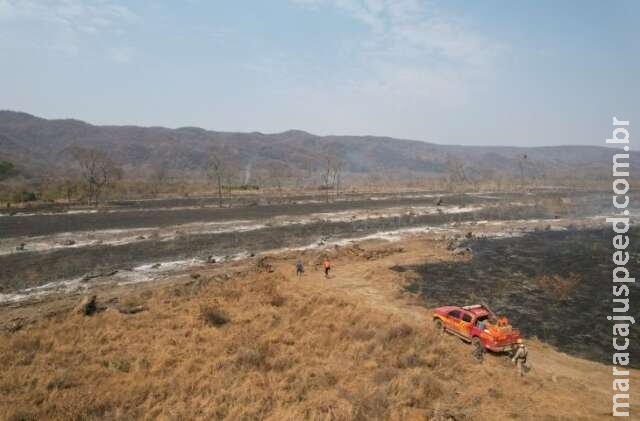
top-left (459, 312), bottom-right (473, 338)
top-left (446, 310), bottom-right (461, 331)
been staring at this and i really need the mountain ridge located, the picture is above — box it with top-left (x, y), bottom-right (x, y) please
top-left (0, 110), bottom-right (633, 183)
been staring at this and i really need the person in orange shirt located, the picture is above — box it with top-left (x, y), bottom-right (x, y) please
top-left (323, 257), bottom-right (331, 278)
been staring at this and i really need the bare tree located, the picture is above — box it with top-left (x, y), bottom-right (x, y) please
top-left (296, 158), bottom-right (315, 189)
top-left (518, 153), bottom-right (528, 191)
top-left (321, 156), bottom-right (344, 202)
top-left (446, 158), bottom-right (468, 191)
top-left (150, 161), bottom-right (171, 196)
top-left (321, 156), bottom-right (335, 203)
top-left (265, 161), bottom-right (292, 198)
top-left (333, 160), bottom-right (344, 198)
top-left (69, 147), bottom-right (122, 206)
top-left (207, 148), bottom-right (227, 208)
top-left (61, 177), bottom-right (82, 203)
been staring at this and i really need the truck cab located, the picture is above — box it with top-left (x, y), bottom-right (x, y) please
top-left (433, 304), bottom-right (521, 353)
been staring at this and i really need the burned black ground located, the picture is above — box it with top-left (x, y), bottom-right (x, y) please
top-left (1, 203), bottom-right (553, 292)
top-left (403, 227), bottom-right (640, 367)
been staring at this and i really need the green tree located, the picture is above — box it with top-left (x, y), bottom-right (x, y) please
top-left (0, 160), bottom-right (16, 181)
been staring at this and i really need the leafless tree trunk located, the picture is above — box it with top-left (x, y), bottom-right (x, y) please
top-left (322, 157), bottom-right (334, 203)
top-left (62, 178), bottom-right (80, 203)
top-left (207, 150), bottom-right (226, 208)
top-left (446, 158), bottom-right (468, 191)
top-left (321, 156), bottom-right (344, 203)
top-left (69, 147), bottom-right (121, 207)
top-left (150, 161), bottom-right (170, 197)
top-left (266, 161), bottom-right (291, 199)
top-left (518, 153), bottom-right (528, 191)
top-left (334, 161), bottom-right (344, 199)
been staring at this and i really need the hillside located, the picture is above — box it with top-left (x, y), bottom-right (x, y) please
top-left (0, 110), bottom-right (633, 183)
top-left (1, 234), bottom-right (630, 420)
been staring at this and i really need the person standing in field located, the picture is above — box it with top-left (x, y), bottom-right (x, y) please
top-left (296, 259), bottom-right (304, 278)
top-left (511, 339), bottom-right (529, 376)
top-left (323, 257), bottom-right (331, 278)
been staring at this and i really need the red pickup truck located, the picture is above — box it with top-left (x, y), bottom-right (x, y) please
top-left (432, 304), bottom-right (521, 352)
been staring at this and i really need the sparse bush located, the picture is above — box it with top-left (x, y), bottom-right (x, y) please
top-left (373, 368), bottom-right (399, 384)
top-left (423, 351), bottom-right (445, 369)
top-left (117, 295), bottom-right (147, 314)
top-left (384, 323), bottom-right (414, 342)
top-left (300, 397), bottom-right (353, 421)
top-left (271, 355), bottom-right (296, 371)
top-left (138, 357), bottom-right (151, 371)
top-left (12, 191), bottom-right (37, 203)
top-left (200, 305), bottom-right (230, 327)
top-left (352, 389), bottom-right (389, 420)
top-left (351, 327), bottom-right (376, 341)
top-left (391, 373), bottom-right (443, 406)
top-left (6, 409), bottom-right (38, 421)
top-left (46, 370), bottom-right (74, 390)
top-left (270, 293), bottom-right (286, 307)
top-left (10, 335), bottom-right (41, 353)
top-left (394, 350), bottom-right (424, 369)
top-left (220, 286), bottom-right (242, 301)
top-left (102, 358), bottom-right (131, 372)
top-left (9, 335), bottom-right (41, 365)
top-left (235, 342), bottom-right (269, 368)
top-left (0, 160), bottom-right (17, 181)
top-left (230, 184), bottom-right (260, 191)
top-left (536, 273), bottom-right (580, 301)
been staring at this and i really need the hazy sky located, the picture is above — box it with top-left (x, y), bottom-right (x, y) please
top-left (0, 0), bottom-right (638, 146)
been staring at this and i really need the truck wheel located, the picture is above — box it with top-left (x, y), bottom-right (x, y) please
top-left (472, 337), bottom-right (483, 352)
top-left (434, 319), bottom-right (445, 334)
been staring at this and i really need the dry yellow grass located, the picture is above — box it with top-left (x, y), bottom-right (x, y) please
top-left (0, 238), bottom-right (634, 420)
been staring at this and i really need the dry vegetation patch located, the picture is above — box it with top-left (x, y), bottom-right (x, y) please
top-left (0, 270), bottom-right (468, 420)
top-left (0, 243), bottom-right (622, 420)
top-left (199, 304), bottom-right (230, 327)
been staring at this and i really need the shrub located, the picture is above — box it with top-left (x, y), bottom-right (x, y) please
top-left (0, 160), bottom-right (16, 181)
top-left (351, 327), bottom-right (376, 341)
top-left (200, 305), bottom-right (230, 327)
top-left (535, 273), bottom-right (580, 301)
top-left (101, 358), bottom-right (131, 372)
top-left (373, 368), bottom-right (398, 384)
top-left (270, 293), bottom-right (286, 307)
top-left (46, 370), bottom-right (74, 390)
top-left (394, 351), bottom-right (424, 369)
top-left (384, 323), bottom-right (414, 342)
top-left (13, 191), bottom-right (37, 203)
top-left (235, 342), bottom-right (269, 368)
top-left (111, 359), bottom-right (131, 373)
top-left (6, 409), bottom-right (38, 421)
